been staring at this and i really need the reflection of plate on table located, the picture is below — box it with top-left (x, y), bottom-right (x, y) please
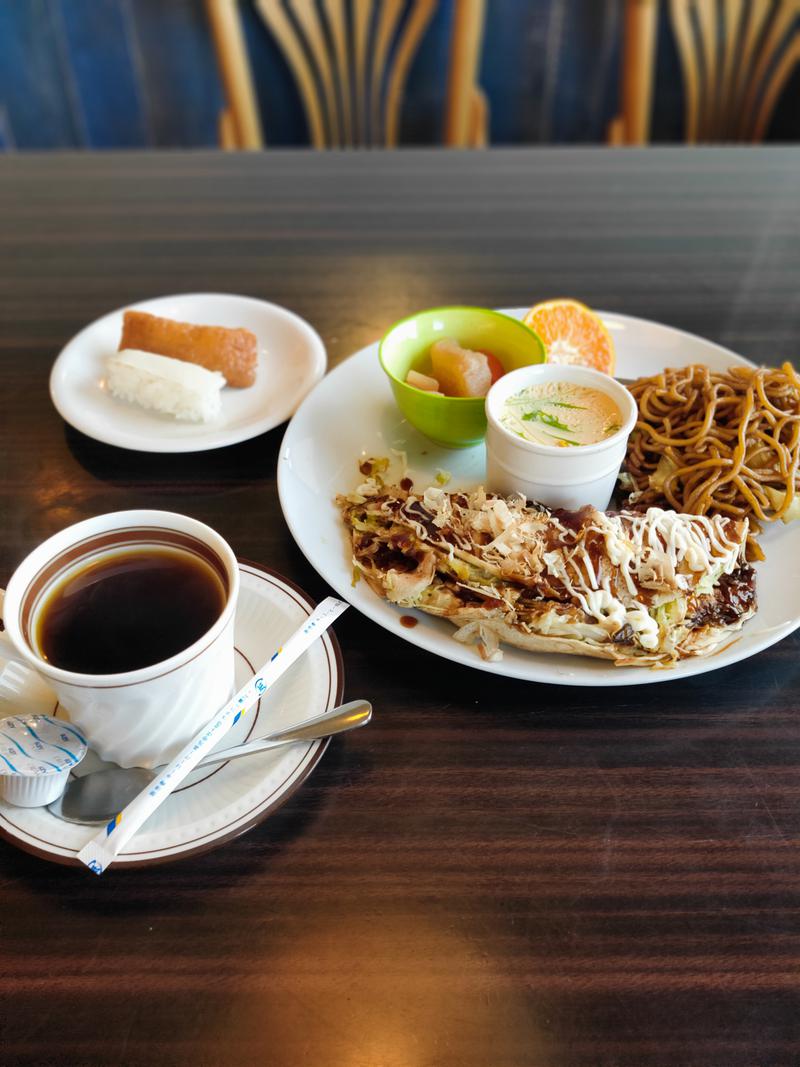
top-left (278, 309), bottom-right (800, 687)
top-left (0, 562), bottom-right (343, 867)
top-left (50, 293), bottom-right (326, 453)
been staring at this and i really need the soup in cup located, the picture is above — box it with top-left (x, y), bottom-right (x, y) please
top-left (485, 364), bottom-right (637, 510)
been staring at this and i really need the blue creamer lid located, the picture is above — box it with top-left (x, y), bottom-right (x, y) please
top-left (0, 715), bottom-right (88, 807)
top-left (0, 715), bottom-right (87, 776)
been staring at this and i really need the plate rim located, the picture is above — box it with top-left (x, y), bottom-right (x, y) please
top-left (49, 292), bottom-right (328, 454)
top-left (0, 559), bottom-right (345, 868)
top-left (278, 309), bottom-right (799, 687)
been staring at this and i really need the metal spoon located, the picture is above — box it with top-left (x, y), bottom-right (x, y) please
top-left (48, 699), bottom-right (371, 825)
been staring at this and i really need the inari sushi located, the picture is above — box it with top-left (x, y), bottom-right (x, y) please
top-left (119, 309), bottom-right (257, 387)
top-left (107, 349), bottom-right (225, 422)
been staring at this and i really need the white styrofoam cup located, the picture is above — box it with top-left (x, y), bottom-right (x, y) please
top-left (485, 363), bottom-right (638, 511)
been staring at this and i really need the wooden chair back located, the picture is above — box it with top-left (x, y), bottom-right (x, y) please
top-left (207, 0), bottom-right (487, 149)
top-left (609, 0), bottom-right (800, 143)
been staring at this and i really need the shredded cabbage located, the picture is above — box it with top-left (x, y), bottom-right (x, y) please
top-left (764, 486), bottom-right (800, 523)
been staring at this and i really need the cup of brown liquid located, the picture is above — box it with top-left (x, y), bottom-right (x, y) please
top-left (0, 511), bottom-right (239, 768)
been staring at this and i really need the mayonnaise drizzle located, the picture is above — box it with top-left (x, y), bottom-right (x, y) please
top-left (355, 475), bottom-right (748, 655)
top-left (543, 507), bottom-right (745, 650)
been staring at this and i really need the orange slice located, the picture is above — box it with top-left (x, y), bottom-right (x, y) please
top-left (523, 298), bottom-right (615, 374)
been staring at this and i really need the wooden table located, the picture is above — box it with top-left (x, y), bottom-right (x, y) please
top-left (1, 148), bottom-right (799, 1066)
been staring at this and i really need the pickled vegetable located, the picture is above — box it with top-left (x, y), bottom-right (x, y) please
top-left (406, 369), bottom-right (441, 392)
top-left (430, 338), bottom-right (493, 398)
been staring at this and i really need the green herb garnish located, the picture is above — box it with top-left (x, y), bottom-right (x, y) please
top-left (521, 408), bottom-right (572, 432)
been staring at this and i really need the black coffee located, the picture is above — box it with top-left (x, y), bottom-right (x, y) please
top-left (37, 547), bottom-right (227, 674)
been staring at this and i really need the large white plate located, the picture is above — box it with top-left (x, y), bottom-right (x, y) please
top-left (0, 562), bottom-right (343, 866)
top-left (278, 310), bottom-right (800, 687)
top-left (50, 293), bottom-right (327, 452)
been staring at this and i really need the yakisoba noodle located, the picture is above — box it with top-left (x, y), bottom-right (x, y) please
top-left (624, 363), bottom-right (800, 559)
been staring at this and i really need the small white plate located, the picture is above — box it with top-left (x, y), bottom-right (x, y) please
top-left (0, 562), bottom-right (344, 867)
top-left (50, 293), bottom-right (327, 453)
top-left (278, 309), bottom-right (800, 687)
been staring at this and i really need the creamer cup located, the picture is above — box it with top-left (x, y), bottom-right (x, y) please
top-left (0, 714), bottom-right (87, 807)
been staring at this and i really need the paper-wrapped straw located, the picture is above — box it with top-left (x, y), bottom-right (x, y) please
top-left (78, 596), bottom-right (348, 875)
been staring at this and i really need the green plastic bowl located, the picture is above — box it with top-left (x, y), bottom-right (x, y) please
top-left (379, 306), bottom-right (546, 448)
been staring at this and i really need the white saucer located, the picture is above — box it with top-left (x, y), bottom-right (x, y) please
top-left (50, 293), bottom-right (327, 452)
top-left (0, 562), bottom-right (344, 867)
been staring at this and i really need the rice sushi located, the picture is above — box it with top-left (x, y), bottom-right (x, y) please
top-left (106, 348), bottom-right (225, 423)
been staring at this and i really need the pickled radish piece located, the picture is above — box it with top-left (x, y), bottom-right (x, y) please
top-left (430, 338), bottom-right (493, 398)
top-left (406, 369), bottom-right (441, 392)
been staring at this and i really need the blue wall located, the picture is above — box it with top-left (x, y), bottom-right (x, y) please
top-left (0, 0), bottom-right (796, 150)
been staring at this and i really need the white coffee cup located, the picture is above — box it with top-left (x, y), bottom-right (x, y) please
top-left (0, 510), bottom-right (239, 769)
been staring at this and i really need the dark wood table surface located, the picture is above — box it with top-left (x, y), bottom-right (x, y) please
top-left (1, 148), bottom-right (799, 1067)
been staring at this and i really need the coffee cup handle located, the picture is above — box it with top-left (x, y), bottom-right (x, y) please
top-left (0, 588), bottom-right (59, 715)
top-left (0, 587), bottom-right (21, 658)
top-left (0, 588), bottom-right (17, 653)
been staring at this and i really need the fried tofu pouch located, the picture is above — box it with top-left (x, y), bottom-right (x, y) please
top-left (119, 310), bottom-right (257, 388)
